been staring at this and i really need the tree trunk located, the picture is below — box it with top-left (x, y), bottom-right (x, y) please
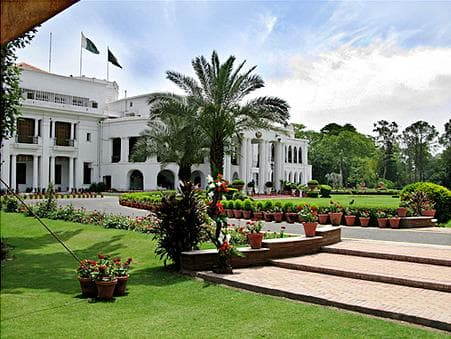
top-left (178, 163), bottom-right (192, 184)
top-left (209, 133), bottom-right (224, 178)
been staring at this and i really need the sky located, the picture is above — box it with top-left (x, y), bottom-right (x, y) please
top-left (17, 0), bottom-right (451, 135)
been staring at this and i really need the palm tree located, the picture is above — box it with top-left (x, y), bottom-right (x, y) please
top-left (148, 51), bottom-right (290, 177)
top-left (131, 100), bottom-right (207, 183)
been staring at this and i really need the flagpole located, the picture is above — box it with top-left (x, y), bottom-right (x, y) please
top-left (106, 45), bottom-right (109, 81)
top-left (79, 32), bottom-right (83, 77)
top-left (48, 32), bottom-right (52, 72)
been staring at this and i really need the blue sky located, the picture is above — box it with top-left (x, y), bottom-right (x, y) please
top-left (17, 1), bottom-right (451, 134)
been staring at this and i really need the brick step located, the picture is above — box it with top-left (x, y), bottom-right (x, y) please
top-left (271, 253), bottom-right (451, 292)
top-left (322, 239), bottom-right (451, 266)
top-left (198, 267), bottom-right (451, 331)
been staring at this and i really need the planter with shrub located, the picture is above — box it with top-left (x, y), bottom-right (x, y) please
top-left (298, 205), bottom-right (318, 237)
top-left (319, 184), bottom-right (332, 198)
top-left (246, 221), bottom-right (264, 249)
top-left (233, 200), bottom-right (243, 219)
top-left (253, 201), bottom-right (264, 220)
top-left (263, 200), bottom-right (274, 222)
top-left (273, 201), bottom-right (284, 223)
top-left (375, 211), bottom-right (388, 228)
top-left (242, 199), bottom-right (254, 219)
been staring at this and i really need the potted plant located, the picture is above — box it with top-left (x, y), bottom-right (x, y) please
top-left (242, 199), bottom-right (254, 219)
top-left (407, 191), bottom-right (429, 216)
top-left (77, 259), bottom-right (98, 298)
top-left (375, 210), bottom-right (388, 228)
top-left (396, 202), bottom-right (408, 218)
top-left (273, 201), bottom-right (284, 222)
top-left (91, 253), bottom-right (117, 300)
top-left (233, 200), bottom-right (243, 219)
top-left (253, 201), bottom-right (264, 220)
top-left (246, 220), bottom-right (264, 249)
top-left (298, 205), bottom-right (318, 237)
top-left (358, 209), bottom-right (371, 227)
top-left (223, 200), bottom-right (235, 218)
top-left (113, 257), bottom-right (132, 296)
top-left (344, 207), bottom-right (356, 226)
top-left (264, 181), bottom-right (273, 195)
top-left (284, 202), bottom-right (298, 223)
top-left (263, 200), bottom-right (274, 222)
top-left (388, 214), bottom-right (401, 229)
top-left (307, 179), bottom-right (319, 192)
top-left (246, 181), bottom-right (255, 195)
top-left (317, 207), bottom-right (329, 224)
top-left (421, 200), bottom-right (436, 217)
top-left (328, 201), bottom-right (343, 226)
top-left (232, 179), bottom-right (245, 191)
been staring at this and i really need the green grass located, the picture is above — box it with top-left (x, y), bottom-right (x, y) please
top-left (1, 212), bottom-right (446, 338)
top-left (261, 194), bottom-right (400, 209)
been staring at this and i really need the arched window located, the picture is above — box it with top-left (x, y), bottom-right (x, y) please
top-left (284, 146), bottom-right (287, 163)
top-left (294, 172), bottom-right (298, 183)
top-left (271, 143), bottom-right (275, 162)
top-left (294, 147), bottom-right (297, 163)
top-left (299, 148), bottom-right (303, 164)
top-left (288, 146), bottom-right (292, 163)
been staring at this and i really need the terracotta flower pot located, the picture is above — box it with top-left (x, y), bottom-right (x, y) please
top-left (421, 209), bottom-right (436, 217)
top-left (359, 217), bottom-right (370, 227)
top-left (247, 232), bottom-right (264, 249)
top-left (78, 277), bottom-right (97, 298)
top-left (233, 209), bottom-right (243, 219)
top-left (253, 212), bottom-right (263, 221)
top-left (329, 212), bottom-right (343, 226)
top-left (344, 215), bottom-right (356, 226)
top-left (96, 279), bottom-right (117, 299)
top-left (397, 207), bottom-right (408, 217)
top-left (263, 212), bottom-right (274, 222)
top-left (226, 209), bottom-right (234, 218)
top-left (273, 212), bottom-right (284, 223)
top-left (303, 222), bottom-right (318, 237)
top-left (286, 212), bottom-right (299, 223)
top-left (389, 217), bottom-right (400, 229)
top-left (377, 218), bottom-right (387, 228)
top-left (242, 210), bottom-right (252, 219)
top-left (318, 214), bottom-right (329, 224)
top-left (114, 275), bottom-right (129, 296)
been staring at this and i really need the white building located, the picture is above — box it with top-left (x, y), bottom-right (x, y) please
top-left (0, 64), bottom-right (312, 193)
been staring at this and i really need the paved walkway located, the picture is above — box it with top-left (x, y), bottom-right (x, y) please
top-left (199, 266), bottom-right (451, 331)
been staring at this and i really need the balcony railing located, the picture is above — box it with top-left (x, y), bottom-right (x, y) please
top-left (111, 155), bottom-right (121, 163)
top-left (54, 138), bottom-right (74, 147)
top-left (15, 135), bottom-right (38, 144)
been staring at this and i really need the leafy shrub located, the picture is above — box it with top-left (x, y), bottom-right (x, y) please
top-left (223, 188), bottom-right (238, 200)
top-left (308, 180), bottom-right (319, 185)
top-left (152, 182), bottom-right (208, 269)
top-left (243, 199), bottom-right (254, 211)
top-left (265, 181), bottom-right (273, 188)
top-left (255, 201), bottom-right (264, 212)
top-left (89, 182), bottom-right (106, 193)
top-left (234, 200), bottom-right (243, 210)
top-left (400, 182), bottom-right (451, 222)
top-left (273, 201), bottom-right (283, 212)
top-left (283, 201), bottom-right (294, 213)
top-left (306, 192), bottom-right (319, 198)
top-left (221, 200), bottom-right (230, 209)
top-left (232, 191), bottom-right (247, 200)
top-left (3, 196), bottom-right (18, 212)
top-left (232, 179), bottom-right (245, 185)
top-left (319, 185), bottom-right (332, 198)
top-left (263, 200), bottom-right (273, 211)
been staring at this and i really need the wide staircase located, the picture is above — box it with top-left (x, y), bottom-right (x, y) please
top-left (199, 239), bottom-right (451, 331)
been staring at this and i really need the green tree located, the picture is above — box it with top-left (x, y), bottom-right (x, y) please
top-left (148, 51), bottom-right (290, 176)
top-left (402, 121), bottom-right (438, 182)
top-left (132, 100), bottom-right (208, 182)
top-left (1, 29), bottom-right (37, 142)
top-left (373, 120), bottom-right (399, 183)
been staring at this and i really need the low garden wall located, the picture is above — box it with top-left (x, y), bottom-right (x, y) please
top-left (180, 226), bottom-right (341, 271)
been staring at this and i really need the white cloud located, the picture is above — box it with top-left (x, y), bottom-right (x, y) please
top-left (260, 39), bottom-right (451, 134)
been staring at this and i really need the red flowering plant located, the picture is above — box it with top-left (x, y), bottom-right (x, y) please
top-left (77, 259), bottom-right (98, 278)
top-left (90, 252), bottom-right (115, 281)
top-left (113, 257), bottom-right (132, 277)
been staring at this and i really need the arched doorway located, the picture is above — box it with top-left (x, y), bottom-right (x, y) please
top-left (129, 170), bottom-right (143, 190)
top-left (191, 170), bottom-right (205, 189)
top-left (157, 170), bottom-right (175, 189)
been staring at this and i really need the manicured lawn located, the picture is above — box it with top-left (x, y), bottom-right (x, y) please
top-left (1, 212), bottom-right (446, 338)
top-left (261, 194), bottom-right (400, 209)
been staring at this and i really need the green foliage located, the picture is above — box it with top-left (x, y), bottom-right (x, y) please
top-left (283, 201), bottom-right (294, 213)
top-left (306, 192), bottom-right (319, 198)
top-left (232, 179), bottom-right (245, 185)
top-left (233, 199), bottom-right (243, 210)
top-left (1, 29), bottom-right (37, 140)
top-left (319, 185), bottom-right (332, 198)
top-left (3, 196), bottom-right (18, 212)
top-left (263, 200), bottom-right (273, 211)
top-left (243, 199), bottom-right (254, 211)
top-left (308, 180), bottom-right (319, 185)
top-left (273, 201), bottom-right (283, 212)
top-left (400, 182), bottom-right (451, 222)
top-left (88, 182), bottom-right (106, 192)
top-left (255, 201), bottom-right (264, 212)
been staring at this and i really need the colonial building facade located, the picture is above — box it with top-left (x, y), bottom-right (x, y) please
top-left (0, 65), bottom-right (312, 193)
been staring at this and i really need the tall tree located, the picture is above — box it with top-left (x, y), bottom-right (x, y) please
top-left (148, 51), bottom-right (290, 177)
top-left (132, 100), bottom-right (208, 183)
top-left (1, 29), bottom-right (36, 142)
top-left (402, 121), bottom-right (438, 182)
top-left (373, 120), bottom-right (399, 182)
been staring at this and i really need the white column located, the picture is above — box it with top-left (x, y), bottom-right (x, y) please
top-left (68, 157), bottom-right (74, 192)
top-left (49, 156), bottom-right (55, 185)
top-left (32, 155), bottom-right (39, 191)
top-left (34, 119), bottom-right (39, 137)
top-left (70, 123), bottom-right (75, 140)
top-left (10, 154), bottom-right (17, 192)
top-left (258, 141), bottom-right (266, 193)
top-left (51, 121), bottom-right (55, 140)
top-left (224, 154), bottom-right (231, 180)
top-left (274, 142), bottom-right (283, 191)
top-left (239, 138), bottom-right (247, 182)
top-left (303, 142), bottom-right (308, 165)
top-left (121, 137), bottom-right (129, 163)
top-left (246, 138), bottom-right (252, 185)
